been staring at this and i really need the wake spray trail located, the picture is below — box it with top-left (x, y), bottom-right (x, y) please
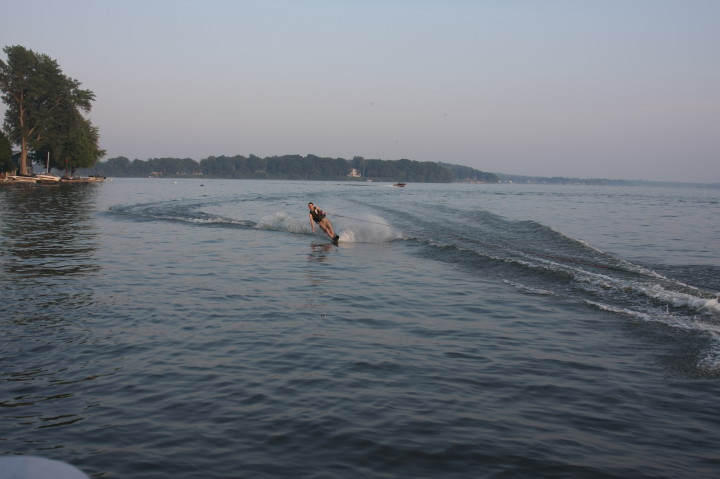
top-left (325, 212), bottom-right (403, 243)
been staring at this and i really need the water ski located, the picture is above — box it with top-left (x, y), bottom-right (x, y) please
top-left (332, 235), bottom-right (339, 245)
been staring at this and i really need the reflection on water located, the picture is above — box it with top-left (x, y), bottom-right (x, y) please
top-left (0, 184), bottom-right (102, 316)
top-left (307, 242), bottom-right (335, 262)
top-left (0, 184), bottom-right (101, 279)
top-left (1, 184), bottom-right (105, 455)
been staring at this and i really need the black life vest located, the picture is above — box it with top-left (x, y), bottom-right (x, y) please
top-left (310, 207), bottom-right (326, 223)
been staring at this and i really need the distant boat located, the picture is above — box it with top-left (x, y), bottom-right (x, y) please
top-left (35, 173), bottom-right (61, 184)
top-left (36, 154), bottom-right (61, 184)
top-left (393, 182), bottom-right (406, 187)
top-left (7, 175), bottom-right (37, 184)
top-left (60, 175), bottom-right (106, 183)
top-left (4, 173), bottom-right (105, 185)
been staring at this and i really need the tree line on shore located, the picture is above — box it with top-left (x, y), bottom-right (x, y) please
top-left (88, 155), bottom-right (500, 183)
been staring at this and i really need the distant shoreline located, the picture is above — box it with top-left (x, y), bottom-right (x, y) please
top-left (76, 155), bottom-right (717, 188)
top-left (73, 173), bottom-right (718, 189)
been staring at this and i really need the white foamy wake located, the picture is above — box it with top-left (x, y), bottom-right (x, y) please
top-left (503, 280), bottom-right (556, 296)
top-left (256, 212), bottom-right (401, 243)
top-left (586, 300), bottom-right (720, 373)
top-left (637, 285), bottom-right (720, 315)
top-left (335, 213), bottom-right (402, 243)
top-left (257, 212), bottom-right (308, 234)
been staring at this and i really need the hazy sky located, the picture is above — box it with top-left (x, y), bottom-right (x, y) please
top-left (2, 0), bottom-right (718, 182)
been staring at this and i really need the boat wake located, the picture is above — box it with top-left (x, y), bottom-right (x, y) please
top-left (107, 196), bottom-right (720, 374)
top-left (398, 209), bottom-right (720, 375)
top-left (107, 199), bottom-right (402, 244)
top-left (331, 212), bottom-right (402, 243)
top-left (108, 200), bottom-right (257, 228)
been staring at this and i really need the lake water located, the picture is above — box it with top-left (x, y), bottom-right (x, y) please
top-left (1, 178), bottom-right (719, 478)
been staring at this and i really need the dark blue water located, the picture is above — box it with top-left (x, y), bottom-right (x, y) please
top-left (1, 179), bottom-right (719, 478)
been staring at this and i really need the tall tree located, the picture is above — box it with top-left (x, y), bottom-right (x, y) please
top-left (0, 45), bottom-right (96, 175)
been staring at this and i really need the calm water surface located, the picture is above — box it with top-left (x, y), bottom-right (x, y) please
top-left (1, 179), bottom-right (719, 478)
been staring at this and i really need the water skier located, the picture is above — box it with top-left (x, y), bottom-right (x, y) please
top-left (308, 202), bottom-right (339, 245)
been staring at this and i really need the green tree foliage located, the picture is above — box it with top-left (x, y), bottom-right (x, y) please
top-left (356, 158), bottom-right (453, 182)
top-left (101, 156), bottom-right (131, 176)
top-left (440, 163), bottom-right (499, 183)
top-left (0, 129), bottom-right (12, 172)
top-left (91, 156), bottom-right (199, 177)
top-left (34, 113), bottom-right (106, 175)
top-left (0, 45), bottom-right (101, 175)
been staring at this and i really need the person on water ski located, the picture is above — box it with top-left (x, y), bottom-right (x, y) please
top-left (308, 202), bottom-right (339, 244)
